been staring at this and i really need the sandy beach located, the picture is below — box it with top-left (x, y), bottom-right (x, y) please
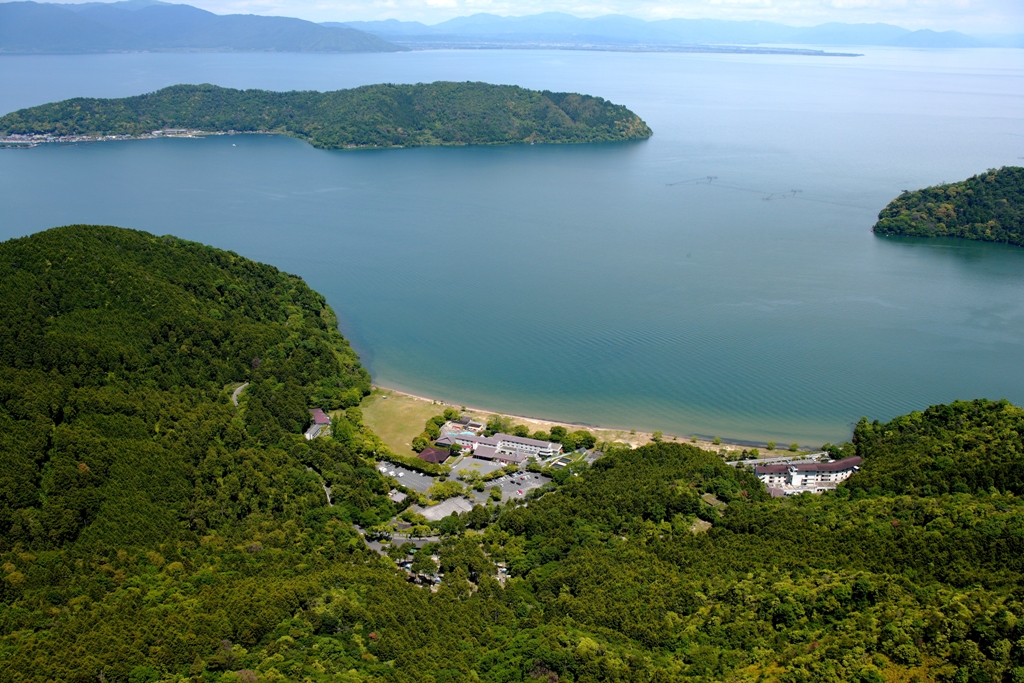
top-left (367, 384), bottom-right (770, 456)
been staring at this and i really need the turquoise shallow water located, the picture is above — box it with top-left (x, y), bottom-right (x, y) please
top-left (2, 48), bottom-right (1024, 445)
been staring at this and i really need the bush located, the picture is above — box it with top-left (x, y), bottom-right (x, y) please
top-left (427, 480), bottom-right (464, 502)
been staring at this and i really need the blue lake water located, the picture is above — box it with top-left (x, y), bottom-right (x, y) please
top-left (2, 48), bottom-right (1024, 445)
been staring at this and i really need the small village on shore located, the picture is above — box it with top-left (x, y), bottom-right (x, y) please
top-left (0, 128), bottom-right (249, 148)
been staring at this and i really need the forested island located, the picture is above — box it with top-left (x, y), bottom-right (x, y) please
top-left (5, 225), bottom-right (1024, 682)
top-left (873, 165), bottom-right (1024, 245)
top-left (0, 82), bottom-right (653, 149)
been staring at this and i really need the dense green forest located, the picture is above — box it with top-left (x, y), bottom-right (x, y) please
top-left (0, 82), bottom-right (653, 149)
top-left (4, 226), bottom-right (1024, 682)
top-left (873, 166), bottom-right (1024, 245)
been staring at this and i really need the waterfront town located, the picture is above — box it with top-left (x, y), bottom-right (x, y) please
top-left (0, 128), bottom-right (239, 148)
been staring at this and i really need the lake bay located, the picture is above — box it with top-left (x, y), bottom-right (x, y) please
top-left (1, 48), bottom-right (1023, 444)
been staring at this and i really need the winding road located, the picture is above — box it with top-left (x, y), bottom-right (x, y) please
top-left (231, 382), bottom-right (249, 406)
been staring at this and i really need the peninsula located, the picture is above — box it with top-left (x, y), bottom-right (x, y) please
top-left (0, 82), bottom-right (654, 150)
top-left (873, 165), bottom-right (1024, 245)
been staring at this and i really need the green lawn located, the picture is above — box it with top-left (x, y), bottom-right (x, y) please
top-left (358, 389), bottom-right (450, 458)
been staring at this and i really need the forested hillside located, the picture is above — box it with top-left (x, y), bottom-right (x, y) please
top-left (4, 226), bottom-right (1024, 682)
top-left (0, 82), bottom-right (654, 149)
top-left (846, 398), bottom-right (1024, 496)
top-left (873, 166), bottom-right (1024, 245)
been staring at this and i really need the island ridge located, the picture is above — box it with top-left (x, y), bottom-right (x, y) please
top-left (0, 82), bottom-right (654, 150)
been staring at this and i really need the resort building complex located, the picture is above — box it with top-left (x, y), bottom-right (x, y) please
top-left (435, 424), bottom-right (563, 465)
top-left (754, 456), bottom-right (862, 496)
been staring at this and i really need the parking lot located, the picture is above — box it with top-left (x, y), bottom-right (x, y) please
top-left (377, 463), bottom-right (435, 493)
top-left (472, 472), bottom-right (551, 503)
top-left (448, 456), bottom-right (506, 477)
top-left (379, 460), bottom-right (551, 503)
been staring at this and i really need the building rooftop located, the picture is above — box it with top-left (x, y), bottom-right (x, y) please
top-left (756, 456), bottom-right (862, 475)
top-left (473, 444), bottom-right (499, 459)
top-left (418, 447), bottom-right (451, 464)
top-left (794, 456), bottom-right (863, 472)
top-left (309, 408), bottom-right (331, 425)
top-left (754, 464), bottom-right (790, 475)
top-left (451, 433), bottom-right (499, 446)
top-left (493, 432), bottom-right (558, 449)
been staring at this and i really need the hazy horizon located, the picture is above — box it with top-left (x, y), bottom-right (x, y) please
top-left (29, 0), bottom-right (1024, 36)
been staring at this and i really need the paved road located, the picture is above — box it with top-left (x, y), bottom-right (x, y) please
top-left (231, 382), bottom-right (248, 406)
top-left (305, 466), bottom-right (333, 506)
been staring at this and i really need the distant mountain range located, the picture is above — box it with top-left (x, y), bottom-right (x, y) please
top-left (0, 0), bottom-right (401, 53)
top-left (328, 12), bottom-right (1024, 49)
top-left (1, 1), bottom-right (1019, 54)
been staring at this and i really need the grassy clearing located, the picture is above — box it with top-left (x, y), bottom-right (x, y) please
top-left (360, 388), bottom-right (451, 458)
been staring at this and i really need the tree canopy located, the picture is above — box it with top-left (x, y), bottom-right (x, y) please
top-left (0, 82), bottom-right (654, 149)
top-left (847, 398), bottom-right (1024, 496)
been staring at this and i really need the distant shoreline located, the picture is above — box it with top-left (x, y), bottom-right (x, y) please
top-left (0, 44), bottom-right (863, 57)
top-left (392, 43), bottom-right (862, 57)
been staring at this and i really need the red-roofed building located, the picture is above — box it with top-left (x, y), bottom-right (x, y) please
top-left (305, 408), bottom-right (331, 440)
top-left (418, 447), bottom-right (451, 464)
top-left (753, 463), bottom-right (790, 488)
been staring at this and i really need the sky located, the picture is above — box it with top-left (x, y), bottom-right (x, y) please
top-left (54, 0), bottom-right (1024, 34)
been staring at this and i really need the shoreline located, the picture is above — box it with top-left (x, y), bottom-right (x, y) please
top-left (370, 383), bottom-right (793, 455)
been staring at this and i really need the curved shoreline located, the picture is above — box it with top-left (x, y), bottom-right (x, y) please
top-left (370, 383), bottom-right (788, 454)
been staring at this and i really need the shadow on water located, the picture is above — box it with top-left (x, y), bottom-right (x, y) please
top-left (874, 233), bottom-right (1024, 276)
